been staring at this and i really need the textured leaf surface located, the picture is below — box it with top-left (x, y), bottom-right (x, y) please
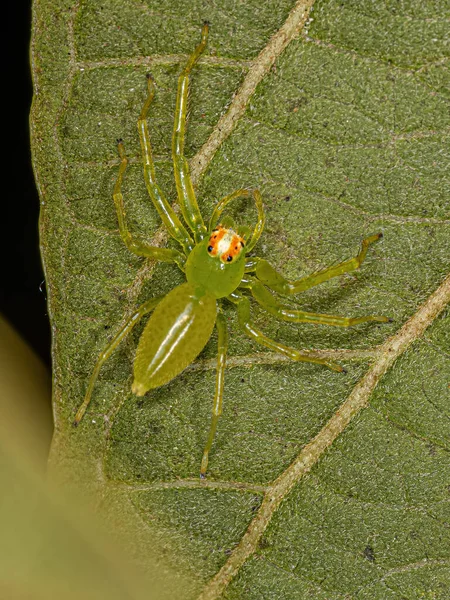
top-left (31, 0), bottom-right (449, 598)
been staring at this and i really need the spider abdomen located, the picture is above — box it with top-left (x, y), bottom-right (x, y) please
top-left (132, 283), bottom-right (217, 396)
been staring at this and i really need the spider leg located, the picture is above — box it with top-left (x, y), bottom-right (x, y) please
top-left (245, 278), bottom-right (391, 327)
top-left (137, 77), bottom-right (194, 255)
top-left (209, 188), bottom-right (265, 251)
top-left (246, 233), bottom-right (383, 295)
top-left (172, 23), bottom-right (209, 243)
top-left (73, 295), bottom-right (164, 425)
top-left (114, 141), bottom-right (186, 269)
top-left (228, 291), bottom-right (344, 372)
top-left (200, 312), bottom-right (228, 478)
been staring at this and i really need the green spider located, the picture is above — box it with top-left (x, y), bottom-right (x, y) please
top-left (74, 23), bottom-right (390, 477)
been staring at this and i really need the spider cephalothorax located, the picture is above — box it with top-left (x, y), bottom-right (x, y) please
top-left (74, 23), bottom-right (390, 477)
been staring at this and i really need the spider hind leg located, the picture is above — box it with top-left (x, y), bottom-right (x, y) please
top-left (230, 292), bottom-right (344, 373)
top-left (73, 295), bottom-right (164, 425)
top-left (200, 313), bottom-right (228, 478)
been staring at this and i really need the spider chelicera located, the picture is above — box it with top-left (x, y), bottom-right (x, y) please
top-left (73, 23), bottom-right (390, 477)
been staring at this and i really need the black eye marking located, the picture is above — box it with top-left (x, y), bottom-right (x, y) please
top-left (227, 256), bottom-right (233, 262)
top-left (240, 241), bottom-right (245, 247)
top-left (207, 246), bottom-right (213, 252)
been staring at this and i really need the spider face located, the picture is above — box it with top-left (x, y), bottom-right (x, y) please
top-left (207, 226), bottom-right (245, 264)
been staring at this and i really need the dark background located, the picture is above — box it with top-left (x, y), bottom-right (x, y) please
top-left (4, 3), bottom-right (51, 369)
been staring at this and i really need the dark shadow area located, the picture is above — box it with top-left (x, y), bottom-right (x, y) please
top-left (3, 3), bottom-right (51, 369)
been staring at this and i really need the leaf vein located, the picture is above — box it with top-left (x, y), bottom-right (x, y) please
top-left (197, 273), bottom-right (450, 599)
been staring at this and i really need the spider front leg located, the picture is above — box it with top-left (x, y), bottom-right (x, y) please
top-left (172, 22), bottom-right (209, 243)
top-left (209, 188), bottom-right (265, 251)
top-left (73, 295), bottom-right (164, 425)
top-left (200, 313), bottom-right (228, 478)
top-left (114, 141), bottom-right (186, 269)
top-left (229, 291), bottom-right (344, 372)
top-left (137, 76), bottom-right (194, 256)
top-left (245, 278), bottom-right (391, 327)
top-left (249, 233), bottom-right (383, 295)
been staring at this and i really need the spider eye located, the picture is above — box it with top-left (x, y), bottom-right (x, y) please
top-left (207, 246), bottom-right (213, 252)
top-left (226, 255), bottom-right (233, 262)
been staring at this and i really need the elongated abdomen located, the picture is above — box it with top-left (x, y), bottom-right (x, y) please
top-left (132, 283), bottom-right (217, 396)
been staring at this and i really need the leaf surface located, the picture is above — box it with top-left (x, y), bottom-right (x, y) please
top-left (31, 0), bottom-right (449, 598)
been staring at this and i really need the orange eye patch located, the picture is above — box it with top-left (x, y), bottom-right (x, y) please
top-left (207, 226), bottom-right (245, 262)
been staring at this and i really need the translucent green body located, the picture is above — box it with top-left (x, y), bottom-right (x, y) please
top-left (74, 25), bottom-right (390, 478)
top-left (132, 282), bottom-right (216, 395)
top-left (133, 241), bottom-right (245, 394)
top-left (185, 238), bottom-right (246, 299)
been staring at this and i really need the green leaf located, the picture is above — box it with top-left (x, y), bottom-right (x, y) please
top-left (31, 0), bottom-right (450, 598)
